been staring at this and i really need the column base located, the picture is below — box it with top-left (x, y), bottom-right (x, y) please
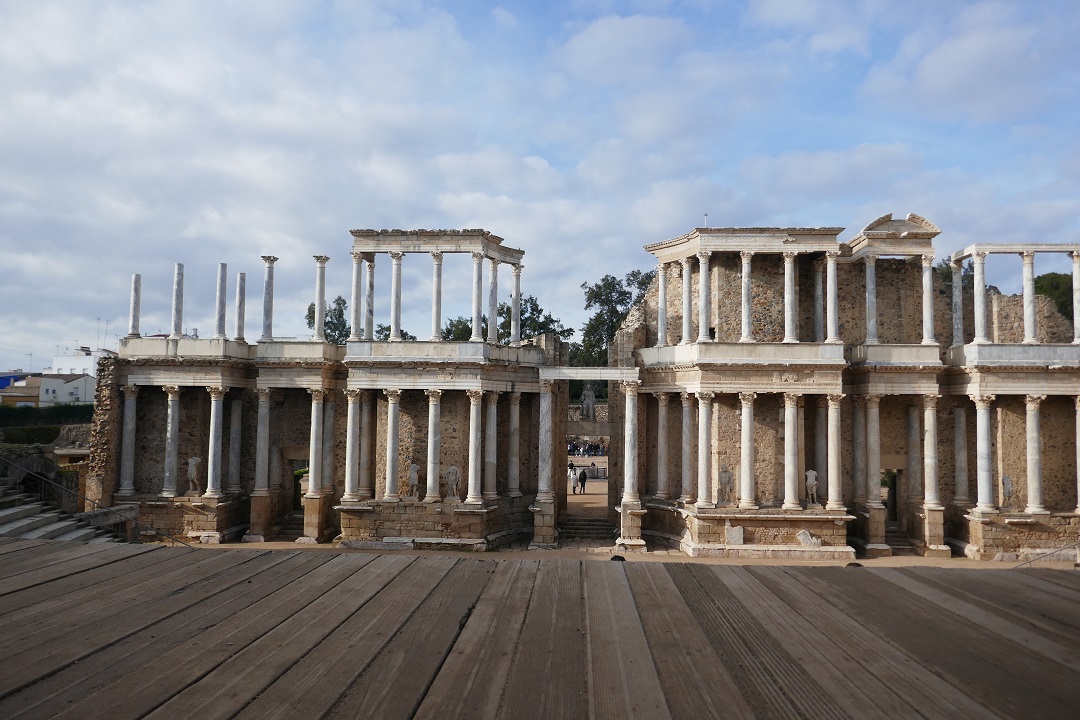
top-left (423, 495), bottom-right (441, 503)
top-left (160, 489), bottom-right (177, 498)
top-left (464, 497), bottom-right (484, 505)
top-left (482, 492), bottom-right (499, 501)
top-left (923, 502), bottom-right (944, 511)
top-left (781, 502), bottom-right (801, 511)
top-left (825, 502), bottom-right (845, 511)
top-left (380, 495), bottom-right (400, 504)
top-left (694, 500), bottom-right (715, 510)
top-left (654, 491), bottom-right (671, 501)
top-left (739, 501), bottom-right (759, 510)
top-left (1025, 506), bottom-right (1051, 515)
top-left (921, 339), bottom-right (938, 345)
top-left (115, 488), bottom-right (135, 497)
top-left (340, 493), bottom-right (361, 503)
top-left (203, 490), bottom-right (223, 499)
top-left (507, 490), bottom-right (523, 498)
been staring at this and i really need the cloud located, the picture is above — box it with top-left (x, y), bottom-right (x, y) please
top-left (556, 15), bottom-right (690, 86)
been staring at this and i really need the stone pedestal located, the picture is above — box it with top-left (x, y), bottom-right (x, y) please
top-left (298, 494), bottom-right (332, 544)
top-left (915, 506), bottom-right (951, 557)
top-left (863, 503), bottom-right (892, 557)
top-left (243, 493), bottom-right (274, 542)
top-left (529, 498), bottom-right (557, 548)
top-left (616, 501), bottom-right (647, 552)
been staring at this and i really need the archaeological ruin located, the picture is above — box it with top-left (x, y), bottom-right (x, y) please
top-left (85, 215), bottom-right (1080, 560)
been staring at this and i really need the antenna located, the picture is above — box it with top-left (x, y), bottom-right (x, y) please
top-left (704, 212), bottom-right (709, 228)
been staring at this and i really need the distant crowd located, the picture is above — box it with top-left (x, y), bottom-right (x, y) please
top-left (568, 441), bottom-right (606, 457)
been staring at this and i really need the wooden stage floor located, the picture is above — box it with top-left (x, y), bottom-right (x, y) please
top-left (1, 538), bottom-right (1078, 719)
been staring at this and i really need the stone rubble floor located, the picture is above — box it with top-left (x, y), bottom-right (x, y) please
top-left (1, 537), bottom-right (1078, 719)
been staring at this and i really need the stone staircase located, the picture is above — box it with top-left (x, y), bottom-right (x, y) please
top-left (0, 474), bottom-right (119, 543)
top-left (559, 517), bottom-right (618, 540)
top-left (276, 511), bottom-right (306, 541)
top-left (885, 522), bottom-right (917, 556)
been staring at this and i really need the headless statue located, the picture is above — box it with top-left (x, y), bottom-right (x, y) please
top-left (805, 469), bottom-right (819, 505)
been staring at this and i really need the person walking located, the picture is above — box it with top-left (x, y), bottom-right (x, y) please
top-left (568, 462), bottom-right (577, 494)
top-left (578, 468), bottom-right (587, 495)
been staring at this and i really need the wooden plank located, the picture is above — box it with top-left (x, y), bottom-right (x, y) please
top-left (0, 540), bottom-right (92, 579)
top-left (1023, 568), bottom-right (1080, 592)
top-left (0, 539), bottom-right (52, 558)
top-left (0, 552), bottom-right (333, 720)
top-left (497, 559), bottom-right (588, 720)
top-left (141, 554), bottom-right (425, 720)
top-left (0, 544), bottom-right (147, 595)
top-left (623, 564), bottom-right (753, 719)
top-left (749, 567), bottom-right (1000, 720)
top-left (413, 560), bottom-right (540, 720)
top-left (582, 561), bottom-right (670, 719)
top-left (322, 559), bottom-right (496, 720)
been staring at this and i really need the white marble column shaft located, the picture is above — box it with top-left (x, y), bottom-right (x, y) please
top-left (383, 389), bottom-right (401, 501)
top-left (740, 251), bottom-right (754, 342)
top-left (349, 252), bottom-right (363, 342)
top-left (921, 254), bottom-right (936, 344)
top-left (783, 393), bottom-right (800, 510)
top-left (656, 264), bottom-right (668, 348)
top-left (865, 395), bottom-right (883, 508)
top-left (487, 259), bottom-right (499, 343)
top-left (364, 257), bottom-right (375, 341)
top-left (1073, 252), bottom-right (1080, 343)
top-left (321, 395), bottom-right (335, 493)
top-left (430, 252), bottom-right (443, 341)
top-left (213, 263), bottom-right (228, 340)
top-left (260, 256), bottom-right (277, 342)
top-left (253, 389), bottom-right (271, 497)
top-left (680, 258), bottom-right (693, 345)
top-left (306, 389), bottom-right (325, 498)
top-left (680, 392), bottom-right (693, 502)
top-left (1025, 395), bottom-right (1047, 513)
top-left (235, 272), bottom-right (246, 342)
top-left (511, 265), bottom-right (522, 344)
top-left (654, 394), bottom-right (670, 499)
top-left (359, 392), bottom-right (374, 498)
top-left (127, 274), bottom-right (141, 338)
top-left (342, 389), bottom-right (362, 501)
top-left (907, 405), bottom-right (923, 503)
top-left (739, 392), bottom-right (758, 509)
top-left (170, 263), bottom-right (184, 339)
top-left (538, 381), bottom-right (554, 501)
top-left (162, 386), bottom-right (180, 497)
top-left (973, 394), bottom-right (996, 513)
top-left (466, 390), bottom-right (484, 503)
top-left (954, 403), bottom-right (969, 503)
top-left (973, 252), bottom-right (989, 343)
top-left (622, 381), bottom-right (641, 503)
top-left (312, 256), bottom-right (328, 342)
top-left (923, 395), bottom-right (941, 509)
top-left (696, 391), bottom-right (714, 509)
top-left (951, 261), bottom-right (964, 346)
top-left (813, 263), bottom-right (824, 342)
top-left (425, 389), bottom-right (442, 502)
top-left (697, 252), bottom-right (712, 342)
top-left (389, 252), bottom-right (403, 341)
top-left (205, 387), bottom-right (225, 498)
top-left (826, 394), bottom-right (844, 510)
top-left (864, 255), bottom-right (878, 344)
top-left (508, 392), bottom-right (521, 497)
top-left (1022, 251), bottom-right (1037, 343)
top-left (483, 392), bottom-right (500, 499)
top-left (783, 252), bottom-right (797, 343)
top-left (470, 253), bottom-right (484, 342)
top-left (826, 252), bottom-right (840, 343)
top-left (118, 385), bottom-right (138, 496)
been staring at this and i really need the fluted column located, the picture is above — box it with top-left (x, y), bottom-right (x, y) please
top-left (169, 264), bottom-right (184, 339)
top-left (162, 385), bottom-right (180, 497)
top-left (739, 251), bottom-right (754, 342)
top-left (538, 381), bottom-right (554, 502)
top-left (622, 381), bottom-right (641, 503)
top-left (510, 265), bottom-right (522, 344)
top-left (954, 402), bottom-right (969, 503)
top-left (358, 391), bottom-right (374, 499)
top-left (213, 263), bottom-right (227, 339)
top-left (127, 274), bottom-right (141, 338)
top-left (349, 252), bottom-right (364, 342)
top-left (680, 392), bottom-right (693, 502)
top-left (972, 394), bottom-right (996, 513)
top-left (973, 252), bottom-right (989, 343)
top-left (951, 260), bottom-right (964, 346)
top-left (864, 254), bottom-right (878, 344)
top-left (1025, 394), bottom-right (1047, 513)
top-left (227, 395), bottom-right (242, 493)
top-left (783, 392), bottom-right (800, 510)
top-left (205, 386), bottom-right (226, 498)
top-left (696, 391), bottom-right (714, 509)
top-left (389, 251), bottom-right (403, 341)
top-left (923, 394), bottom-right (941, 509)
top-left (382, 389), bottom-right (401, 501)
top-left (697, 251), bottom-right (712, 342)
top-left (364, 256), bottom-right (375, 340)
top-left (342, 389), bottom-right (362, 502)
top-left (783, 251), bottom-right (797, 343)
top-left (680, 257), bottom-right (693, 344)
top-left (825, 394), bottom-right (844, 510)
top-left (253, 389), bottom-right (271, 497)
top-left (1073, 252), bottom-right (1080, 344)
top-left (921, 254), bottom-right (936, 344)
top-left (739, 392), bottom-right (758, 509)
top-left (312, 256), bottom-right (329, 342)
top-left (656, 263), bottom-right (668, 347)
top-left (826, 251), bottom-right (840, 343)
top-left (307, 389), bottom-right (326, 498)
top-left (465, 390), bottom-right (484, 503)
top-left (654, 393), bottom-right (670, 499)
top-left (425, 389), bottom-right (442, 502)
top-left (508, 392), bottom-right (521, 497)
top-left (260, 256), bottom-right (277, 341)
top-left (484, 391), bottom-right (500, 499)
top-left (470, 253), bottom-right (484, 342)
top-left (813, 261), bottom-right (824, 342)
top-left (430, 252), bottom-right (443, 341)
top-left (235, 272), bottom-right (246, 342)
top-left (865, 395), bottom-right (883, 508)
top-left (852, 395), bottom-right (867, 503)
top-left (487, 258), bottom-right (499, 343)
top-left (117, 385), bottom-right (139, 496)
top-left (1022, 251), bottom-right (1037, 343)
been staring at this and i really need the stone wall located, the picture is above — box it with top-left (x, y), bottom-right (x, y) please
top-left (86, 356), bottom-right (121, 505)
top-left (992, 293), bottom-right (1072, 343)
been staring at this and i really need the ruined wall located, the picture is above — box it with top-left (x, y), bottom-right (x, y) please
top-left (992, 294), bottom-right (1073, 343)
top-left (86, 356), bottom-right (121, 505)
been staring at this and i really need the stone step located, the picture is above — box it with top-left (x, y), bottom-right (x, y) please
top-left (55, 527), bottom-right (100, 542)
top-left (0, 502), bottom-right (45, 524)
top-left (22, 520), bottom-right (83, 540)
top-left (0, 512), bottom-right (62, 537)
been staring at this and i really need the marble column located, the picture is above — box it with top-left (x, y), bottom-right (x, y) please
top-left (907, 405), bottom-right (923, 503)
top-left (826, 394), bottom-right (844, 510)
top-left (654, 393), bottom-right (670, 499)
top-left (234, 272), bottom-right (246, 343)
top-left (169, 263), bottom-right (184, 339)
top-left (697, 251), bottom-right (712, 343)
top-left (739, 251), bottom-right (755, 342)
top-left (783, 251), bottom-right (797, 343)
top-left (466, 390), bottom-right (484, 503)
top-left (260, 256), bottom-right (277, 342)
top-left (349, 251), bottom-right (364, 342)
top-left (312, 256), bottom-right (329, 342)
top-left (1025, 394), bottom-right (1048, 514)
top-left (162, 385), bottom-right (180, 497)
top-left (826, 251), bottom-right (840, 343)
top-left (739, 392), bottom-right (758, 509)
top-left (511, 265), bottom-right (522, 344)
top-left (269, 446), bottom-right (282, 494)
top-left (954, 402), bottom-right (969, 503)
top-left (864, 254), bottom-right (878, 344)
top-left (117, 385), bottom-right (139, 496)
top-left (813, 261), bottom-right (824, 342)
top-left (342, 389), bottom-right (362, 502)
top-left (783, 392), bottom-right (800, 510)
top-left (425, 389), bottom-right (442, 502)
top-left (538, 381), bottom-right (554, 502)
top-left (487, 258), bottom-right (499, 343)
top-left (508, 392), bottom-right (522, 497)
top-left (923, 394), bottom-right (941, 509)
top-left (127, 274), bottom-right (141, 338)
top-left (622, 381), bottom-right (641, 503)
top-left (1073, 252), bottom-right (1080, 344)
top-left (484, 391), bottom-right (500, 499)
top-left (1022, 251), bottom-right (1037, 343)
top-left (852, 396), bottom-right (867, 503)
top-left (680, 257), bottom-right (693, 345)
top-left (865, 395), bottom-right (883, 508)
top-left (430, 252), bottom-right (443, 341)
top-left (951, 260), bottom-right (964, 346)
top-left (972, 394), bottom-right (996, 513)
top-left (815, 397), bottom-right (827, 489)
top-left (253, 389), bottom-right (271, 497)
top-left (213, 263), bottom-right (228, 339)
top-left (680, 392), bottom-right (693, 502)
top-left (359, 391), bottom-right (374, 499)
top-left (389, 251), bottom-right (403, 341)
top-left (382, 389), bottom-right (401, 501)
top-left (656, 263), bottom-right (668, 348)
top-left (921, 254), bottom-right (936, 345)
top-left (696, 391), bottom-right (714, 509)
top-left (307, 389), bottom-right (326, 498)
top-left (364, 256), bottom-right (375, 341)
top-left (205, 386), bottom-right (226, 498)
top-left (973, 252), bottom-right (989, 343)
top-left (321, 394), bottom-right (335, 493)
top-left (470, 253), bottom-right (484, 342)
top-left (227, 395), bottom-right (242, 494)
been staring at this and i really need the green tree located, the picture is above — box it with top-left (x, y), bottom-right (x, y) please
top-left (442, 315), bottom-right (485, 341)
top-left (497, 295), bottom-right (574, 343)
top-left (576, 269), bottom-right (656, 368)
top-left (1035, 272), bottom-right (1073, 318)
top-left (375, 323), bottom-right (417, 341)
top-left (306, 295), bottom-right (350, 345)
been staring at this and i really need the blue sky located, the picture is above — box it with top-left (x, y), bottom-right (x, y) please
top-left (2, 0), bottom-right (1079, 371)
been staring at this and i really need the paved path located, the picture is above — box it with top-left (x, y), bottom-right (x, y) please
top-left (1, 537), bottom-right (1078, 718)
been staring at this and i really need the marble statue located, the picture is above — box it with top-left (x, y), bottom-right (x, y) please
top-left (805, 469), bottom-right (819, 506)
top-left (444, 466), bottom-right (461, 501)
top-left (581, 386), bottom-right (596, 421)
top-left (187, 456), bottom-right (202, 494)
top-left (407, 459), bottom-right (419, 498)
top-left (718, 465), bottom-right (734, 505)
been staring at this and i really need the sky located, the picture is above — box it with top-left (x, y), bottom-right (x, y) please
top-left (2, 0), bottom-right (1079, 372)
